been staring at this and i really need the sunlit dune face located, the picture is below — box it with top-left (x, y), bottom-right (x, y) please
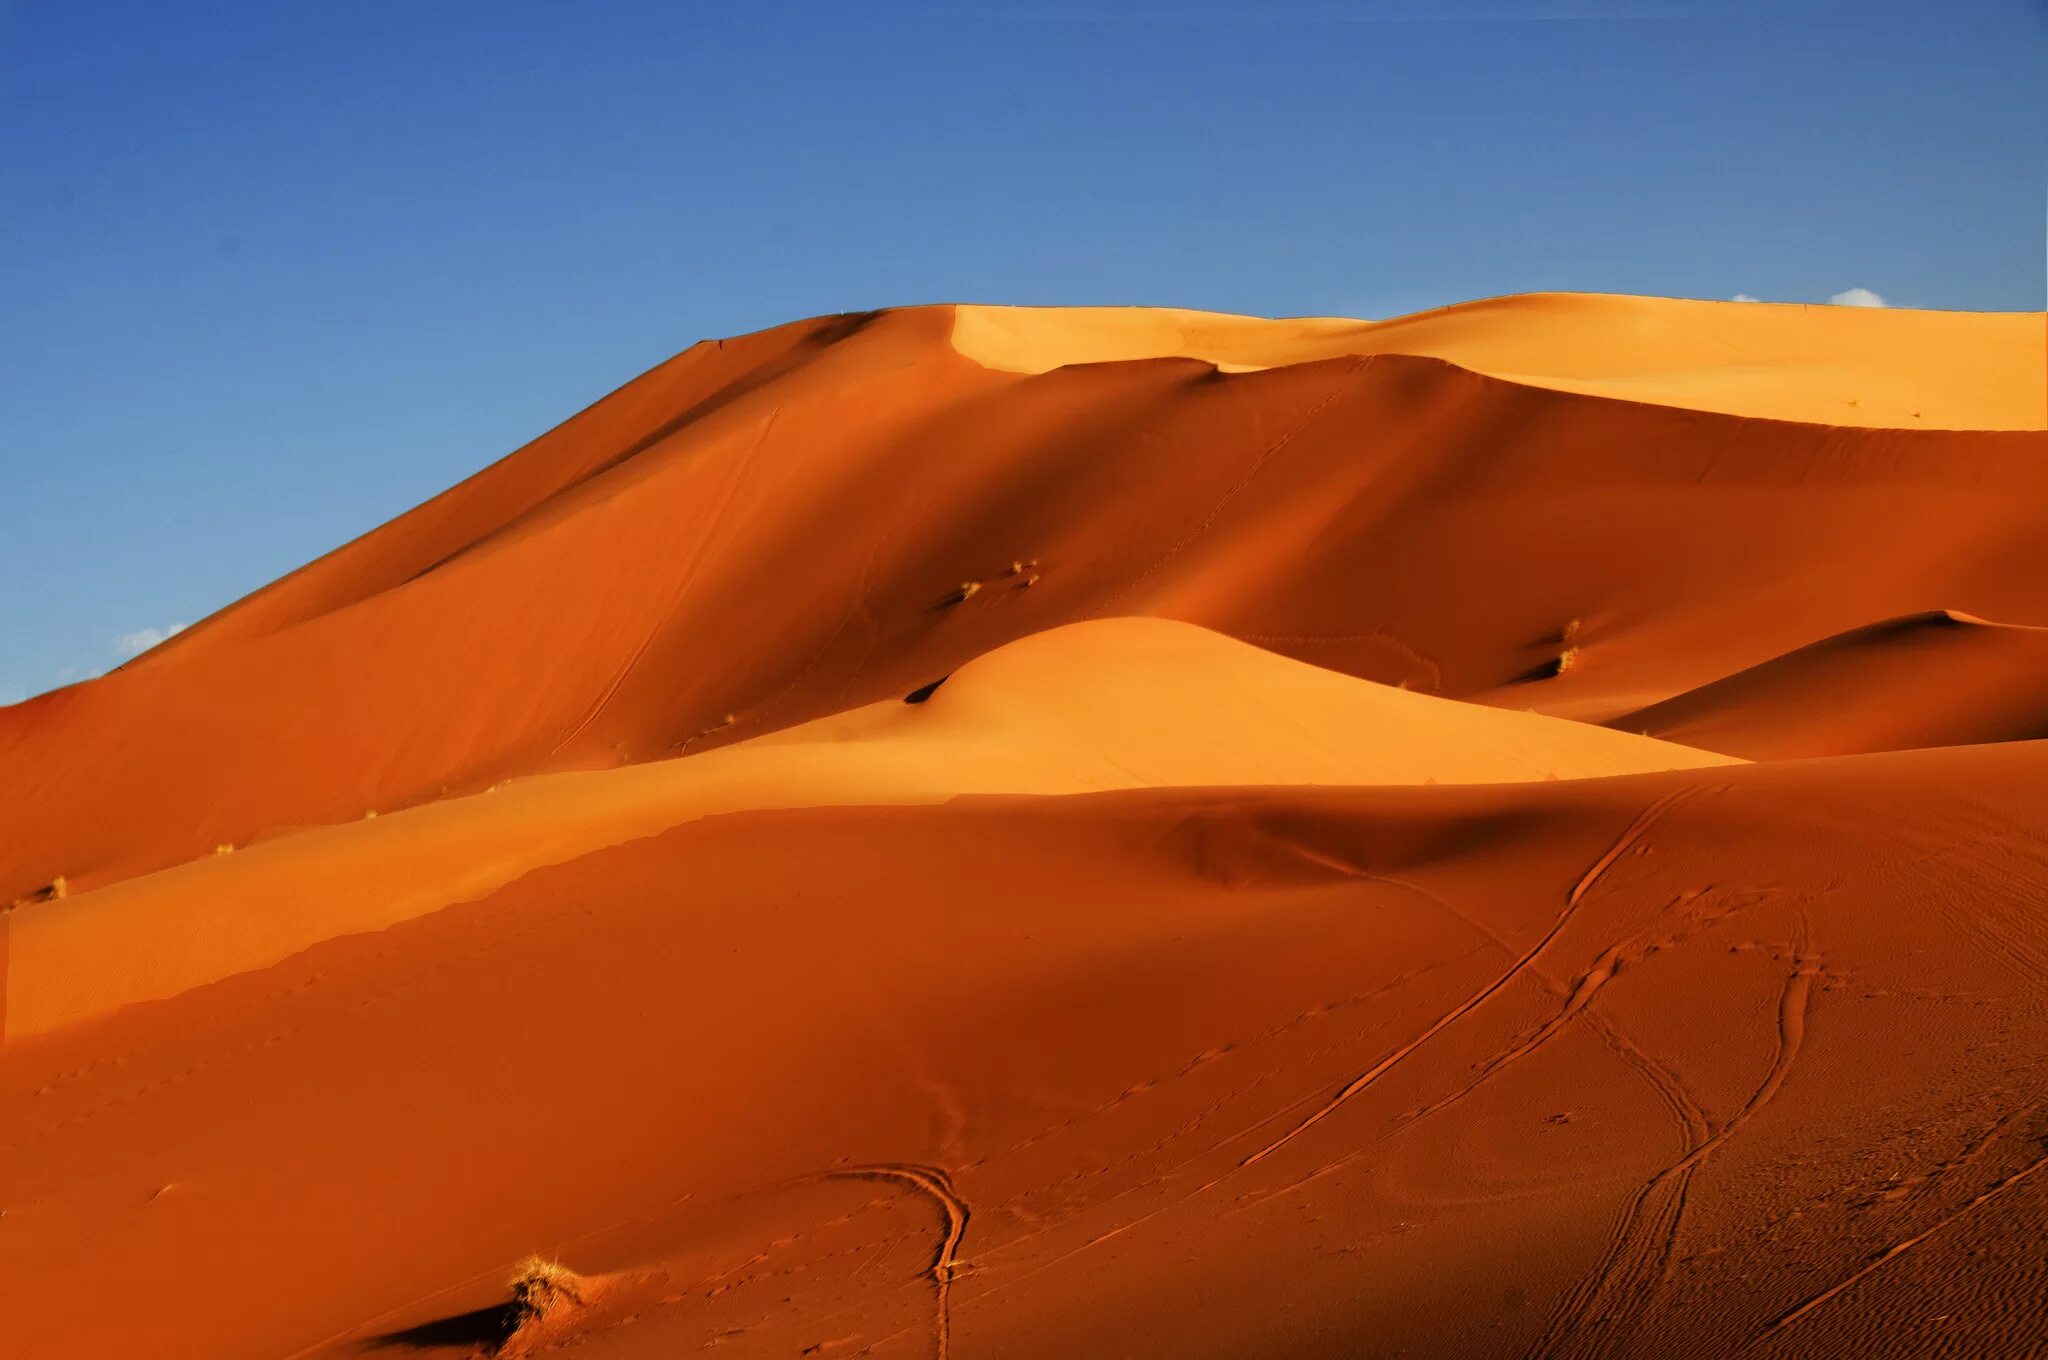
top-left (950, 294), bottom-right (2048, 430)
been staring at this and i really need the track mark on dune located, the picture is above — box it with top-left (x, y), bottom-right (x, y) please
top-left (545, 404), bottom-right (782, 762)
top-left (1224, 895), bottom-right (1736, 1220)
top-left (1536, 949), bottom-right (1820, 1359)
top-left (1401, 885), bottom-right (1770, 1144)
top-left (1585, 1011), bottom-right (1713, 1150)
top-left (1239, 786), bottom-right (1710, 1170)
top-left (1570, 785), bottom-right (1708, 908)
top-left (829, 1164), bottom-right (969, 1360)
top-left (1764, 1140), bottom-right (2048, 1341)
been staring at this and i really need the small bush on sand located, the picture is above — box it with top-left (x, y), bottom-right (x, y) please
top-left (1553, 619), bottom-right (1582, 673)
top-left (507, 1256), bottom-right (585, 1332)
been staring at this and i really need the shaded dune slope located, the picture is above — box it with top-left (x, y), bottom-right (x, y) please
top-left (4, 300), bottom-right (2044, 902)
top-left (1614, 610), bottom-right (2048, 759)
top-left (2, 745), bottom-right (2045, 1358)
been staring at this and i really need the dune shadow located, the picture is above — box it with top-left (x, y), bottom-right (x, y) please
top-left (364, 1302), bottom-right (518, 1351)
top-left (1512, 657), bottom-right (1570, 683)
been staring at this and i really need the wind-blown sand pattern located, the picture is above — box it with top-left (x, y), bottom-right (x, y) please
top-left (2, 295), bottom-right (2045, 1358)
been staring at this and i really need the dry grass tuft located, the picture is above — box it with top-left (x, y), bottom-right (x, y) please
top-left (507, 1256), bottom-right (586, 1331)
top-left (1551, 619), bottom-right (1583, 674)
top-left (8, 876), bottom-right (67, 911)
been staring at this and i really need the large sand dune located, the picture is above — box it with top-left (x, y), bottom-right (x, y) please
top-left (2, 295), bottom-right (2046, 1359)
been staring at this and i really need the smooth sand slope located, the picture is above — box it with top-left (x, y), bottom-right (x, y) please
top-left (3, 298), bottom-right (2043, 904)
top-left (3, 750), bottom-right (2047, 1358)
top-left (2, 295), bottom-right (2046, 1360)
top-left (950, 292), bottom-right (2047, 428)
top-left (2, 618), bottom-right (1737, 1040)
top-left (1612, 610), bottom-right (2048, 759)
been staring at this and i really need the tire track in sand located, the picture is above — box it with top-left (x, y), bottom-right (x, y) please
top-left (828, 1163), bottom-right (969, 1360)
top-left (926, 785), bottom-right (1718, 1323)
top-left (1533, 948), bottom-right (1821, 1359)
top-left (1760, 1139), bottom-right (2048, 1343)
top-left (1238, 784), bottom-right (1711, 1170)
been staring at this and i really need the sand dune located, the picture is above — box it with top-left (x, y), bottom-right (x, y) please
top-left (5, 299), bottom-right (2043, 904)
top-left (951, 293), bottom-right (2047, 428)
top-left (4, 748), bottom-right (2047, 1358)
top-left (3, 618), bottom-right (1735, 1039)
top-left (1614, 610), bottom-right (2048, 759)
top-left (4, 295), bottom-right (2047, 1359)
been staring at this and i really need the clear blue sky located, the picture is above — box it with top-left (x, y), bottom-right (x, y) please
top-left (3, 0), bottom-right (2044, 701)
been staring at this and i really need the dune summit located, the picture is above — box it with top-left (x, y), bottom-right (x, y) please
top-left (2, 295), bottom-right (2047, 1359)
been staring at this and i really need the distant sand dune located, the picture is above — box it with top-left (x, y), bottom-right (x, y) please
top-left (1612, 609), bottom-right (2048, 758)
top-left (950, 293), bottom-right (2048, 429)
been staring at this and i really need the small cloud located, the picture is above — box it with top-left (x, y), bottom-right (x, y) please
top-left (1827, 287), bottom-right (1887, 308)
top-left (115, 622), bottom-right (188, 657)
top-left (1730, 293), bottom-right (1761, 303)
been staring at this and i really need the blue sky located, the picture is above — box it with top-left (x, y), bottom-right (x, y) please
top-left (3, 0), bottom-right (2044, 701)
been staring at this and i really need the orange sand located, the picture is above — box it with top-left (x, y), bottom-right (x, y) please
top-left (2, 295), bottom-right (2046, 1359)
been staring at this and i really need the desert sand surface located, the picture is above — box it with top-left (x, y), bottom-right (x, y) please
top-left (3, 295), bottom-right (2046, 1359)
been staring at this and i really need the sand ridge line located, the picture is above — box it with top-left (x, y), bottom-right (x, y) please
top-left (1238, 626), bottom-right (1447, 695)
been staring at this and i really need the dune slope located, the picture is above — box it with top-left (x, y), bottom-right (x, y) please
top-left (3, 299), bottom-right (2043, 903)
top-left (1612, 610), bottom-right (2048, 759)
top-left (950, 292), bottom-right (2047, 428)
top-left (2, 747), bottom-right (2046, 1358)
top-left (3, 294), bottom-right (2046, 1360)
top-left (2, 618), bottom-right (1736, 1040)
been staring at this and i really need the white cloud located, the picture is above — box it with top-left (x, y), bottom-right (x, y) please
top-left (1730, 293), bottom-right (1761, 303)
top-left (115, 622), bottom-right (188, 657)
top-left (1827, 287), bottom-right (1888, 308)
